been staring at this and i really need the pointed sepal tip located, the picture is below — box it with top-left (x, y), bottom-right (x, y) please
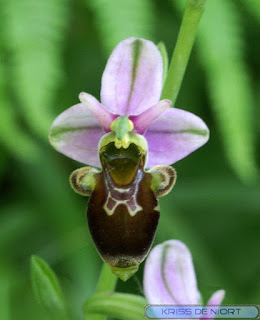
top-left (111, 265), bottom-right (139, 281)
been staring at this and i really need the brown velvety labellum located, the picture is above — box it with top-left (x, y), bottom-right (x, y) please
top-left (87, 142), bottom-right (159, 270)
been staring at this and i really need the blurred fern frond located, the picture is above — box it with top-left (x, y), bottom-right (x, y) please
top-left (0, 51), bottom-right (39, 161)
top-left (86, 0), bottom-right (155, 54)
top-left (173, 0), bottom-right (258, 183)
top-left (0, 0), bottom-right (69, 139)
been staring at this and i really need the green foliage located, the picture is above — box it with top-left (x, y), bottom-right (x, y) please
top-left (197, 0), bottom-right (258, 183)
top-left (173, 0), bottom-right (259, 183)
top-left (86, 0), bottom-right (155, 53)
top-left (31, 256), bottom-right (70, 320)
top-left (0, 265), bottom-right (11, 320)
top-left (83, 293), bottom-right (146, 320)
top-left (95, 264), bottom-right (117, 294)
top-left (0, 88), bottom-right (40, 162)
top-left (0, 44), bottom-right (39, 161)
top-left (243, 0), bottom-right (260, 22)
top-left (0, 0), bottom-right (69, 138)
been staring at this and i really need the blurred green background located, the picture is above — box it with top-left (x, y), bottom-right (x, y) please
top-left (0, 0), bottom-right (259, 319)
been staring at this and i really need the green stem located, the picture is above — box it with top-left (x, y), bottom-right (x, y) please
top-left (87, 263), bottom-right (117, 320)
top-left (95, 263), bottom-right (117, 294)
top-left (161, 0), bottom-right (206, 105)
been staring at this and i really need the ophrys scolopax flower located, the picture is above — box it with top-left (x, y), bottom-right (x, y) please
top-left (49, 38), bottom-right (209, 281)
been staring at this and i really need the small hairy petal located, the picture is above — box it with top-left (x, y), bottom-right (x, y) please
top-left (143, 240), bottom-right (200, 305)
top-left (130, 99), bottom-right (171, 134)
top-left (49, 103), bottom-right (103, 167)
top-left (101, 37), bottom-right (163, 116)
top-left (144, 108), bottom-right (209, 167)
top-left (79, 92), bottom-right (115, 132)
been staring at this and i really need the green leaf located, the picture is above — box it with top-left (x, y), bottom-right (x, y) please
top-left (30, 255), bottom-right (70, 320)
top-left (157, 42), bottom-right (169, 85)
top-left (83, 292), bottom-right (146, 320)
top-left (86, 0), bottom-right (154, 53)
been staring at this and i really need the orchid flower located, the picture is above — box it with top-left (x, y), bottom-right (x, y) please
top-left (144, 240), bottom-right (225, 320)
top-left (49, 38), bottom-right (209, 281)
top-left (49, 37), bottom-right (209, 168)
